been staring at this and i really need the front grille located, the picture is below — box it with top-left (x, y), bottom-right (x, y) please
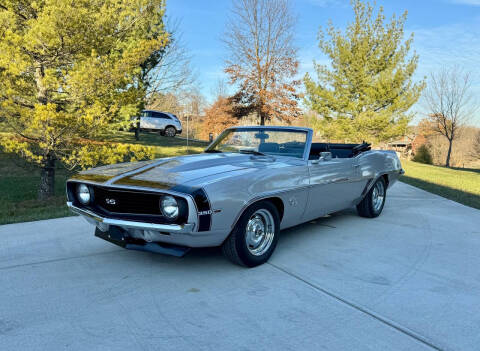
top-left (67, 182), bottom-right (188, 225)
top-left (93, 187), bottom-right (162, 215)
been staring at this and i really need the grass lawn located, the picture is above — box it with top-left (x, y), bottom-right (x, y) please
top-left (0, 131), bottom-right (208, 225)
top-left (0, 153), bottom-right (72, 225)
top-left (400, 160), bottom-right (480, 210)
top-left (100, 130), bottom-right (208, 158)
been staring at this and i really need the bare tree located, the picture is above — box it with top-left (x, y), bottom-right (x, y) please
top-left (144, 19), bottom-right (196, 105)
top-left (211, 78), bottom-right (229, 100)
top-left (148, 92), bottom-right (183, 115)
top-left (471, 130), bottom-right (480, 161)
top-left (224, 0), bottom-right (301, 125)
top-left (134, 18), bottom-right (196, 140)
top-left (424, 67), bottom-right (477, 167)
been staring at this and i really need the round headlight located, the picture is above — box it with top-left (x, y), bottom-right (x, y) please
top-left (77, 184), bottom-right (91, 205)
top-left (160, 195), bottom-right (179, 219)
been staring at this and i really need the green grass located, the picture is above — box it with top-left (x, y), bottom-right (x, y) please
top-left (0, 131), bottom-right (208, 225)
top-left (400, 160), bottom-right (480, 210)
top-left (101, 130), bottom-right (208, 157)
top-left (0, 153), bottom-right (72, 225)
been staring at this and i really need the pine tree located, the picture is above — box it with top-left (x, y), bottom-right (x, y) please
top-left (304, 0), bottom-right (425, 143)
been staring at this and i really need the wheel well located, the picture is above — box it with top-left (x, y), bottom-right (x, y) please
top-left (165, 125), bottom-right (176, 131)
top-left (263, 197), bottom-right (284, 221)
top-left (231, 197), bottom-right (285, 230)
top-left (382, 174), bottom-right (389, 187)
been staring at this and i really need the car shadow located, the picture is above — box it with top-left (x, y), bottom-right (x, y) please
top-left (120, 208), bottom-right (358, 269)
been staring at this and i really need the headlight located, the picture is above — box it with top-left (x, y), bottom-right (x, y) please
top-left (77, 184), bottom-right (91, 205)
top-left (160, 195), bottom-right (179, 219)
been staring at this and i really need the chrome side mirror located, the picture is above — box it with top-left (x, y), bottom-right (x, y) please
top-left (311, 151), bottom-right (332, 164)
top-left (319, 152), bottom-right (332, 161)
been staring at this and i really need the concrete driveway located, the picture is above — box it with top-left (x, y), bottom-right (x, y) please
top-left (1, 182), bottom-right (479, 351)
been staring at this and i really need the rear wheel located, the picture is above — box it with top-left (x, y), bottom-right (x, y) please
top-left (164, 126), bottom-right (176, 137)
top-left (222, 201), bottom-right (280, 267)
top-left (356, 177), bottom-right (386, 218)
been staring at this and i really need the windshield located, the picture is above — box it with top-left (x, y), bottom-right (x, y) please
top-left (206, 128), bottom-right (308, 159)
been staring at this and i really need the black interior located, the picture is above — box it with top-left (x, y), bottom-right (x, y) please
top-left (257, 141), bottom-right (305, 158)
top-left (308, 142), bottom-right (371, 160)
top-left (254, 141), bottom-right (371, 159)
top-left (258, 142), bottom-right (280, 153)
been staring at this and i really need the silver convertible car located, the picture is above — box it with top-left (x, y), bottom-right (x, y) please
top-left (66, 126), bottom-right (403, 267)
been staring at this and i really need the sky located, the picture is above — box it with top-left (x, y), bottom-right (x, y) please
top-left (167, 0), bottom-right (480, 124)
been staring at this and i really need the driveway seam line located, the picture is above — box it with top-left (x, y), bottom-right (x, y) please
top-left (268, 262), bottom-right (446, 351)
top-left (0, 249), bottom-right (124, 271)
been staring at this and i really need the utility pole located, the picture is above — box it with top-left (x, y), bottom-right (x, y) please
top-left (186, 114), bottom-right (189, 152)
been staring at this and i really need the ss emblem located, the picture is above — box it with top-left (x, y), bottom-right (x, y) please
top-left (105, 198), bottom-right (117, 205)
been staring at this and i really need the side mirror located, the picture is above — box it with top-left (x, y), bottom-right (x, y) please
top-left (311, 151), bottom-right (332, 164)
top-left (319, 152), bottom-right (332, 161)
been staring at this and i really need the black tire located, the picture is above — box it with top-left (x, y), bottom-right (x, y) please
top-left (222, 201), bottom-right (280, 267)
top-left (164, 126), bottom-right (176, 137)
top-left (356, 177), bottom-right (386, 218)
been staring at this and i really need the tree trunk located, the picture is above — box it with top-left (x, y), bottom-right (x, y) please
top-left (258, 105), bottom-right (265, 125)
top-left (39, 154), bottom-right (55, 200)
top-left (134, 117), bottom-right (140, 140)
top-left (35, 62), bottom-right (55, 199)
top-left (445, 139), bottom-right (453, 168)
top-left (35, 64), bottom-right (47, 105)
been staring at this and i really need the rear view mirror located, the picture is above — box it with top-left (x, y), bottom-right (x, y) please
top-left (254, 132), bottom-right (269, 140)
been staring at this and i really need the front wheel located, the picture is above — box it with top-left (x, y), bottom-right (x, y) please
top-left (222, 201), bottom-right (280, 267)
top-left (356, 177), bottom-right (386, 218)
top-left (164, 126), bottom-right (176, 137)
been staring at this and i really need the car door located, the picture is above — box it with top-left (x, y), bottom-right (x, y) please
top-left (304, 156), bottom-right (364, 220)
top-left (151, 112), bottom-right (170, 130)
top-left (140, 111), bottom-right (153, 129)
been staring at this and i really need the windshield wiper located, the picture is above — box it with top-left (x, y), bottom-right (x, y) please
top-left (239, 149), bottom-right (266, 156)
top-left (204, 149), bottom-right (222, 153)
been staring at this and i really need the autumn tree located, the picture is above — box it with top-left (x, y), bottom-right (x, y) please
top-left (424, 67), bottom-right (476, 167)
top-left (0, 0), bottom-right (168, 199)
top-left (201, 97), bottom-right (238, 140)
top-left (304, 0), bottom-right (425, 143)
top-left (224, 0), bottom-right (301, 125)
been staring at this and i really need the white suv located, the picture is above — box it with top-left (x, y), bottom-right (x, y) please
top-left (137, 110), bottom-right (182, 137)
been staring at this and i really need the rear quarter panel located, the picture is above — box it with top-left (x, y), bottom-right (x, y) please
top-left (356, 150), bottom-right (402, 192)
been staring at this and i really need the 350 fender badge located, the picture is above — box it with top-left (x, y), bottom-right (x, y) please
top-left (198, 209), bottom-right (221, 215)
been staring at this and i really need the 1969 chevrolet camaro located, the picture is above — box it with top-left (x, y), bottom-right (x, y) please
top-left (66, 126), bottom-right (403, 267)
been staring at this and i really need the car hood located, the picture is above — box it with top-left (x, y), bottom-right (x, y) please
top-left (71, 153), bottom-right (274, 190)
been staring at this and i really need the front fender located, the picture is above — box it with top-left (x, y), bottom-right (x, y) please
top-left (202, 165), bottom-right (310, 232)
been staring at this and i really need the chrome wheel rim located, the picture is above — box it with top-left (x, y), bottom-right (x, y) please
top-left (245, 209), bottom-right (275, 256)
top-left (372, 181), bottom-right (385, 212)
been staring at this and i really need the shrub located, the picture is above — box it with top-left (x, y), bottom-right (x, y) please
top-left (413, 144), bottom-right (433, 164)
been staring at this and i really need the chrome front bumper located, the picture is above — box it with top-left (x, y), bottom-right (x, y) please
top-left (67, 202), bottom-right (195, 233)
